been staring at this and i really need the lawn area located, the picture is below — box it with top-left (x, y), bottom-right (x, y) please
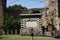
top-left (0, 35), bottom-right (50, 40)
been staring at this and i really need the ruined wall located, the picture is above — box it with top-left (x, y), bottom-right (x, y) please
top-left (0, 0), bottom-right (6, 35)
top-left (0, 0), bottom-right (4, 35)
top-left (0, 0), bottom-right (3, 28)
top-left (46, 0), bottom-right (60, 31)
top-left (58, 0), bottom-right (60, 18)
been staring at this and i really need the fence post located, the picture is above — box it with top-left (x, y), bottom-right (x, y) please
top-left (11, 30), bottom-right (13, 35)
top-left (7, 30), bottom-right (9, 35)
top-left (3, 31), bottom-right (5, 35)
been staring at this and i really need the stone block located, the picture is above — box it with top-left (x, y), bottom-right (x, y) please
top-left (45, 32), bottom-right (52, 36)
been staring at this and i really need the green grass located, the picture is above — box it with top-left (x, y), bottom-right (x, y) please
top-left (0, 35), bottom-right (50, 40)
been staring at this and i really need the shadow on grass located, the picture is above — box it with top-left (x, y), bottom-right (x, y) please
top-left (0, 36), bottom-right (6, 39)
top-left (0, 37), bottom-right (3, 39)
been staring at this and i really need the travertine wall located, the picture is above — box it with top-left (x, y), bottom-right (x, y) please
top-left (20, 8), bottom-right (43, 35)
top-left (46, 0), bottom-right (60, 31)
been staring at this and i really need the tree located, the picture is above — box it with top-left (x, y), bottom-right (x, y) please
top-left (3, 4), bottom-right (27, 34)
top-left (6, 4), bottom-right (27, 18)
top-left (3, 13), bottom-right (21, 30)
top-left (3, 4), bottom-right (27, 29)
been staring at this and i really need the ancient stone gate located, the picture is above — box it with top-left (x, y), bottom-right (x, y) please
top-left (20, 9), bottom-right (43, 35)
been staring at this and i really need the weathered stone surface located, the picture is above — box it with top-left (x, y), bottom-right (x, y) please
top-left (46, 0), bottom-right (60, 31)
top-left (20, 9), bottom-right (43, 35)
top-left (0, 0), bottom-right (3, 35)
top-left (0, 0), bottom-right (6, 35)
top-left (45, 0), bottom-right (60, 37)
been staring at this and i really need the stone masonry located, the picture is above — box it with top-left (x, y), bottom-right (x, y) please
top-left (0, 0), bottom-right (6, 35)
top-left (20, 8), bottom-right (44, 35)
top-left (45, 0), bottom-right (59, 31)
top-left (45, 0), bottom-right (60, 36)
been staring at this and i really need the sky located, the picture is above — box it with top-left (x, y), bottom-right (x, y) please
top-left (7, 0), bottom-right (46, 9)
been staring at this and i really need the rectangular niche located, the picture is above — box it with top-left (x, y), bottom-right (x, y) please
top-left (26, 21), bottom-right (37, 28)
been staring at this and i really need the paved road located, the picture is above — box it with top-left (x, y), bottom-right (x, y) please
top-left (32, 37), bottom-right (60, 40)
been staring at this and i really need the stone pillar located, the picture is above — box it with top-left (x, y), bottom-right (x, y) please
top-left (11, 30), bottom-right (13, 35)
top-left (7, 30), bottom-right (9, 35)
top-left (15, 29), bottom-right (17, 35)
top-left (20, 28), bottom-right (23, 35)
top-left (3, 30), bottom-right (5, 35)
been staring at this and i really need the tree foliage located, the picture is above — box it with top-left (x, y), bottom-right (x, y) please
top-left (7, 4), bottom-right (27, 14)
top-left (3, 13), bottom-right (21, 30)
top-left (3, 4), bottom-right (27, 30)
top-left (6, 4), bottom-right (27, 18)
